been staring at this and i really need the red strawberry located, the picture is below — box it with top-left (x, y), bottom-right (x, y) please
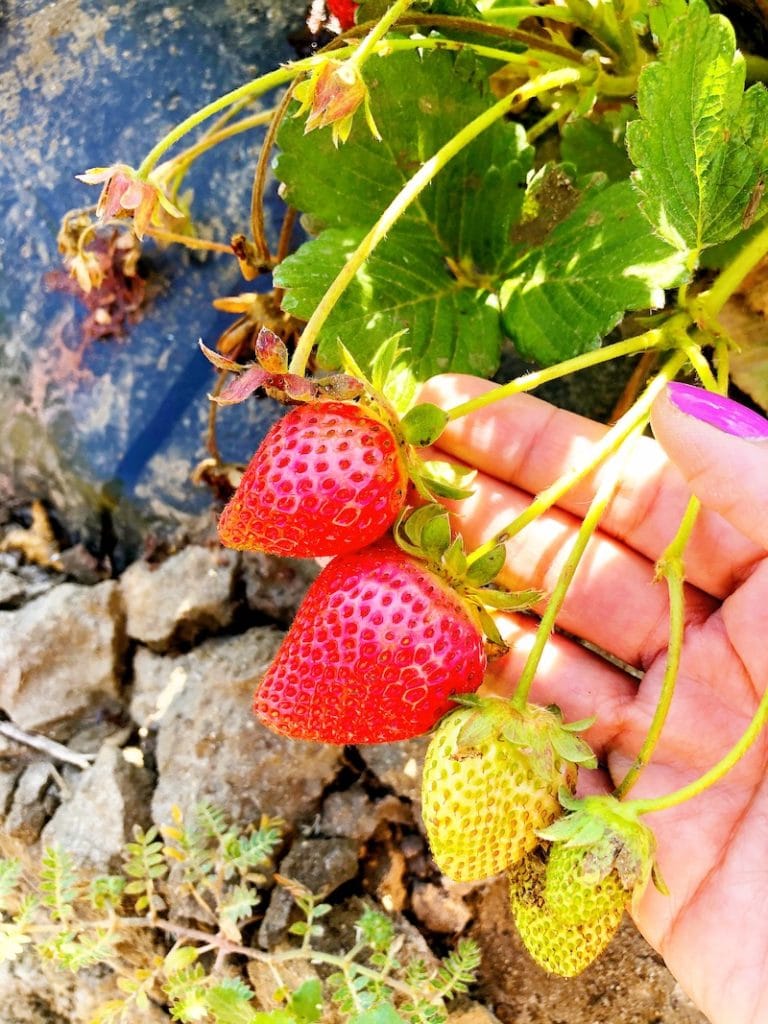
top-left (326, 0), bottom-right (359, 31)
top-left (217, 402), bottom-right (408, 559)
top-left (253, 539), bottom-right (487, 743)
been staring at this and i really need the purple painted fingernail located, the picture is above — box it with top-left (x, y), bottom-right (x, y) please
top-left (667, 382), bottom-right (768, 440)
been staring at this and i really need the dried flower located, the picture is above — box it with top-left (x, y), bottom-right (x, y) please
top-left (294, 59), bottom-right (380, 147)
top-left (76, 164), bottom-right (183, 239)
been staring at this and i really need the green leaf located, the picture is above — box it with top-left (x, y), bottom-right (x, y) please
top-left (40, 847), bottom-right (79, 923)
top-left (647, 0), bottom-right (688, 44)
top-left (274, 49), bottom-right (533, 389)
top-left (500, 181), bottom-right (687, 364)
top-left (560, 113), bottom-right (633, 184)
top-left (627, 0), bottom-right (768, 255)
top-left (205, 984), bottom-right (262, 1024)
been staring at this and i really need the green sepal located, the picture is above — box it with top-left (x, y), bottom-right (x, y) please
top-left (550, 731), bottom-right (598, 769)
top-left (420, 511), bottom-right (453, 557)
top-left (400, 403), bottom-right (450, 447)
top-left (370, 330), bottom-right (408, 395)
top-left (336, 341), bottom-right (371, 385)
top-left (442, 536), bottom-right (468, 579)
top-left (651, 860), bottom-right (670, 897)
top-left (464, 545), bottom-right (506, 587)
top-left (477, 587), bottom-right (541, 610)
top-left (400, 504), bottom-right (445, 548)
top-left (561, 715), bottom-right (597, 733)
top-left (537, 813), bottom-right (603, 846)
top-left (474, 605), bottom-right (508, 652)
top-left (418, 459), bottom-right (477, 499)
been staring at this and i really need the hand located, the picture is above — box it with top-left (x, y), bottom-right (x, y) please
top-left (419, 374), bottom-right (768, 1024)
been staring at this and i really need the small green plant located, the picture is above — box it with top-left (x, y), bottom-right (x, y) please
top-left (0, 804), bottom-right (480, 1024)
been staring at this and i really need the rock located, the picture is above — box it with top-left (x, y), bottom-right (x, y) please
top-left (258, 837), bottom-right (359, 948)
top-left (358, 738), bottom-right (428, 806)
top-left (4, 763), bottom-right (57, 843)
top-left (0, 580), bottom-right (125, 740)
top-left (145, 629), bottom-right (343, 827)
top-left (0, 951), bottom-right (170, 1024)
top-left (120, 545), bottom-right (238, 650)
top-left (41, 744), bottom-right (153, 872)
top-left (448, 1003), bottom-right (504, 1024)
top-left (0, 765), bottom-right (20, 822)
top-left (320, 785), bottom-right (410, 842)
top-left (241, 552), bottom-right (318, 624)
top-left (411, 881), bottom-right (473, 934)
top-left (0, 569), bottom-right (25, 607)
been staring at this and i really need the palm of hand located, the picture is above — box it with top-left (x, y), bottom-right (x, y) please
top-left (419, 374), bottom-right (768, 1024)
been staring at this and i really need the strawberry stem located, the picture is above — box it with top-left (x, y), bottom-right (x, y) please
top-left (464, 350), bottom-right (689, 569)
top-left (612, 494), bottom-right (701, 800)
top-left (510, 418), bottom-right (647, 708)
top-left (136, 53), bottom-right (356, 178)
top-left (288, 64), bottom-right (590, 376)
top-left (695, 214), bottom-right (768, 320)
top-left (627, 678), bottom-right (768, 816)
top-left (443, 324), bottom-right (677, 425)
top-left (346, 0), bottom-right (417, 70)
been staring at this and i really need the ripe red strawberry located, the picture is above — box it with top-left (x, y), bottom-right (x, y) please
top-left (326, 0), bottom-right (359, 31)
top-left (217, 402), bottom-right (408, 559)
top-left (252, 539), bottom-right (486, 744)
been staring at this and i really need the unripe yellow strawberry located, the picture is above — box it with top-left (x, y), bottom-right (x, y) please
top-left (509, 850), bottom-right (625, 978)
top-left (538, 793), bottom-right (661, 924)
top-left (421, 696), bottom-right (596, 883)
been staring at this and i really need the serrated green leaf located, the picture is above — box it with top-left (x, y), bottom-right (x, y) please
top-left (400, 403), bottom-right (449, 447)
top-left (205, 985), bottom-right (262, 1024)
top-left (560, 114), bottom-right (633, 184)
top-left (275, 49), bottom-right (533, 388)
top-left (627, 0), bottom-right (768, 254)
top-left (647, 0), bottom-right (688, 44)
top-left (500, 180), bottom-right (687, 364)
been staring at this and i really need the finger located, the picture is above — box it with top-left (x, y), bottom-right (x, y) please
top-left (419, 374), bottom-right (763, 597)
top-left (650, 385), bottom-right (768, 552)
top-left (480, 611), bottom-right (637, 760)
top-left (451, 461), bottom-right (716, 669)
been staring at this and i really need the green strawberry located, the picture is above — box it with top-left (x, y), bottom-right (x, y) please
top-left (509, 850), bottom-right (625, 978)
top-left (538, 792), bottom-right (661, 924)
top-left (421, 696), bottom-right (596, 883)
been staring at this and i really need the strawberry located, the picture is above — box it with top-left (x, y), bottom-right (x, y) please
top-left (217, 402), bottom-right (408, 559)
top-left (252, 538), bottom-right (487, 744)
top-left (508, 850), bottom-right (624, 978)
top-left (326, 0), bottom-right (359, 31)
top-left (538, 793), bottom-right (661, 925)
top-left (421, 697), bottom-right (596, 882)
top-left (509, 795), bottom-right (662, 977)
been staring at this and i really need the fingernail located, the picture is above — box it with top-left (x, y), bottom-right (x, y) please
top-left (667, 382), bottom-right (768, 440)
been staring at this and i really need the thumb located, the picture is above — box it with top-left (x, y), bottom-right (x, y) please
top-left (650, 382), bottom-right (768, 551)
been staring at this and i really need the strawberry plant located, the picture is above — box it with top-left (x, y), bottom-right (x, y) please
top-left (62, 0), bottom-right (768, 995)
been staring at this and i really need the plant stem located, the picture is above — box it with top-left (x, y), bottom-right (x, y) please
top-left (526, 93), bottom-right (578, 142)
top-left (288, 65), bottom-right (588, 375)
top-left (463, 350), bottom-right (688, 568)
top-left (136, 53), bottom-right (354, 177)
top-left (612, 495), bottom-right (701, 800)
top-left (444, 327), bottom-right (672, 423)
top-left (512, 420), bottom-right (646, 708)
top-left (482, 5), bottom-right (579, 23)
top-left (628, 679), bottom-right (768, 815)
top-left (698, 215), bottom-right (768, 318)
top-left (143, 228), bottom-right (233, 254)
top-left (158, 108), bottom-right (275, 184)
top-left (349, 0), bottom-right (416, 68)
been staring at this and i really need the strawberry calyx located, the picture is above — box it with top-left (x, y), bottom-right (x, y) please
top-left (449, 694), bottom-right (597, 782)
top-left (537, 792), bottom-right (663, 900)
top-left (393, 504), bottom-right (540, 655)
top-left (199, 329), bottom-right (365, 407)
